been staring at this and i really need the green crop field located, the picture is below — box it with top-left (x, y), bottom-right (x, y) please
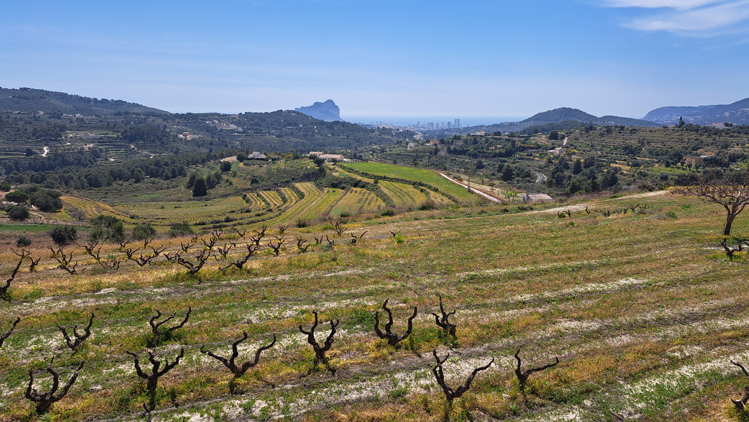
top-left (258, 190), bottom-right (284, 208)
top-left (379, 180), bottom-right (429, 207)
top-left (116, 196), bottom-right (248, 225)
top-left (255, 182), bottom-right (321, 226)
top-left (347, 162), bottom-right (477, 202)
top-left (295, 187), bottom-right (343, 221)
top-left (330, 187), bottom-right (386, 216)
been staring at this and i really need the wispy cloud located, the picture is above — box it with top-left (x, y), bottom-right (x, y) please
top-left (598, 0), bottom-right (749, 37)
top-left (601, 0), bottom-right (723, 10)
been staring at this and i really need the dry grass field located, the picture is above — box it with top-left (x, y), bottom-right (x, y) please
top-left (1, 190), bottom-right (749, 421)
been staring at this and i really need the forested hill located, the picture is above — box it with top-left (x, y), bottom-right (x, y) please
top-left (0, 87), bottom-right (169, 115)
top-left (643, 97), bottom-right (749, 126)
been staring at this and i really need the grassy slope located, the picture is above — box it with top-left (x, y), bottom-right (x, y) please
top-left (2, 192), bottom-right (749, 421)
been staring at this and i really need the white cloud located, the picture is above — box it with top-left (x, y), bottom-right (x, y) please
top-left (598, 0), bottom-right (749, 36)
top-left (601, 0), bottom-right (723, 10)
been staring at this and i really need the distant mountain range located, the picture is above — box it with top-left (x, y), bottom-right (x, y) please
top-left (643, 98), bottom-right (749, 125)
top-left (432, 107), bottom-right (661, 136)
top-left (295, 100), bottom-right (341, 122)
top-left (0, 87), bottom-right (169, 115)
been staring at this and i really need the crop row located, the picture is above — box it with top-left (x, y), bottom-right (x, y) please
top-left (330, 188), bottom-right (385, 216)
top-left (345, 162), bottom-right (474, 202)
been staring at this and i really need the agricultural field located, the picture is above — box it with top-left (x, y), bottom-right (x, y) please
top-left (329, 187), bottom-right (386, 217)
top-left (116, 196), bottom-right (249, 226)
top-left (345, 162), bottom-right (478, 203)
top-left (61, 196), bottom-right (133, 222)
top-left (53, 161), bottom-right (486, 232)
top-left (379, 180), bottom-right (429, 207)
top-left (2, 190), bottom-right (749, 421)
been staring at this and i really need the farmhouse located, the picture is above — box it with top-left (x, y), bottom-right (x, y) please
top-left (684, 155), bottom-right (704, 167)
top-left (318, 154), bottom-right (344, 162)
top-left (521, 193), bottom-right (553, 203)
top-left (248, 151), bottom-right (268, 160)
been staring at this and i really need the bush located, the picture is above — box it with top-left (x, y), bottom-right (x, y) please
top-left (418, 200), bottom-right (436, 211)
top-left (5, 191), bottom-right (29, 204)
top-left (16, 236), bottom-right (32, 247)
top-left (50, 225), bottom-right (77, 246)
top-left (381, 208), bottom-right (396, 217)
top-left (0, 181), bottom-right (10, 192)
top-left (91, 215), bottom-right (121, 227)
top-left (169, 221), bottom-right (194, 237)
top-left (132, 223), bottom-right (156, 240)
top-left (7, 205), bottom-right (30, 221)
top-left (295, 219), bottom-right (308, 228)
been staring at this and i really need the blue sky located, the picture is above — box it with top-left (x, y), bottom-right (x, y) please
top-left (1, 0), bottom-right (748, 123)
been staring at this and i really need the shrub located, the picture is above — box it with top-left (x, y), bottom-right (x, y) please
top-left (7, 205), bottom-right (30, 221)
top-left (132, 223), bottom-right (156, 240)
top-left (381, 208), bottom-right (396, 217)
top-left (16, 236), bottom-right (32, 247)
top-left (5, 191), bottom-right (29, 204)
top-left (169, 221), bottom-right (194, 237)
top-left (0, 181), bottom-right (10, 192)
top-left (50, 225), bottom-right (78, 246)
top-left (296, 219), bottom-right (309, 228)
top-left (418, 200), bottom-right (436, 211)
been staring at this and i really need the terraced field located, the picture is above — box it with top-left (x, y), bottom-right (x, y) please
top-left (258, 190), bottom-right (284, 208)
top-left (242, 192), bottom-right (267, 210)
top-left (256, 182), bottom-right (322, 226)
top-left (116, 196), bottom-right (249, 225)
top-left (3, 192), bottom-right (749, 421)
top-left (336, 166), bottom-right (453, 208)
top-left (329, 187), bottom-right (386, 216)
top-left (294, 187), bottom-right (343, 221)
top-left (379, 180), bottom-right (429, 207)
top-left (346, 162), bottom-right (478, 202)
top-left (61, 196), bottom-right (132, 221)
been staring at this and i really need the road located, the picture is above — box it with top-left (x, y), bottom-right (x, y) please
top-left (532, 170), bottom-right (547, 184)
top-left (437, 173), bottom-right (503, 203)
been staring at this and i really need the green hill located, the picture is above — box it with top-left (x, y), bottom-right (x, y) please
top-left (0, 87), bottom-right (169, 115)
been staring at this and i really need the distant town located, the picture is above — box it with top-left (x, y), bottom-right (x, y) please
top-left (360, 118), bottom-right (461, 131)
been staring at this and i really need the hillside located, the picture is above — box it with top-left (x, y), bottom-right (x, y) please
top-left (0, 87), bottom-right (169, 115)
top-left (644, 97), bottom-right (749, 125)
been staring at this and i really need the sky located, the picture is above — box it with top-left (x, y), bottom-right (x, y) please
top-left (1, 0), bottom-right (748, 124)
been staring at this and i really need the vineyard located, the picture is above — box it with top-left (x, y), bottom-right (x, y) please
top-left (52, 162), bottom-right (483, 231)
top-left (2, 191), bottom-right (749, 421)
